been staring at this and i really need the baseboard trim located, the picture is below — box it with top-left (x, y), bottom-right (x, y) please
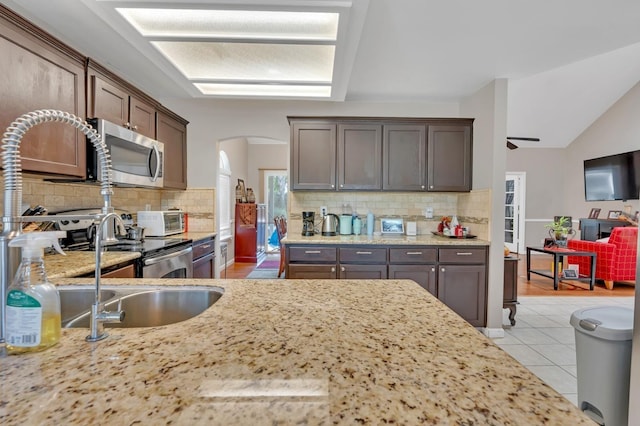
top-left (483, 327), bottom-right (505, 338)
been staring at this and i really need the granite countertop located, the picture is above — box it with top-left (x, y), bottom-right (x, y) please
top-left (181, 231), bottom-right (216, 242)
top-left (283, 233), bottom-right (489, 246)
top-left (45, 251), bottom-right (141, 279)
top-left (0, 278), bottom-right (590, 425)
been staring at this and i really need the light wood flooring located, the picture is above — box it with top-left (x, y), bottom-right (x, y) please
top-left (223, 252), bottom-right (636, 297)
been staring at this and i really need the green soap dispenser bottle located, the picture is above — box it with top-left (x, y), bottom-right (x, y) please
top-left (5, 231), bottom-right (66, 354)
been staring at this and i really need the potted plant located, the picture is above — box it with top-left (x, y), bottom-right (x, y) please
top-left (545, 216), bottom-right (575, 247)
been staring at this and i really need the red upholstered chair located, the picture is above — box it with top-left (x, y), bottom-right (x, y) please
top-left (567, 227), bottom-right (638, 290)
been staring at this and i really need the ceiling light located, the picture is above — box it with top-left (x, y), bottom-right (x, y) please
top-left (194, 83), bottom-right (331, 98)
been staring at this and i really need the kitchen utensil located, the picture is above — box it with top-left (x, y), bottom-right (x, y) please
top-left (321, 213), bottom-right (339, 236)
top-left (302, 211), bottom-right (315, 236)
top-left (126, 226), bottom-right (146, 241)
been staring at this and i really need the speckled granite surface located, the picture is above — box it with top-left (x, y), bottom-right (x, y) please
top-left (181, 231), bottom-right (216, 242)
top-left (0, 278), bottom-right (590, 425)
top-left (283, 233), bottom-right (489, 246)
top-left (45, 251), bottom-right (141, 279)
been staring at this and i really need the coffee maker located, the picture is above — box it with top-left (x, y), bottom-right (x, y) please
top-left (302, 211), bottom-right (315, 236)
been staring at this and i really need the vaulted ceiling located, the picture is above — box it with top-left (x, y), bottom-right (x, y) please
top-left (4, 0), bottom-right (640, 148)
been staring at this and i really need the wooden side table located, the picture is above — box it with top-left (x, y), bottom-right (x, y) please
top-left (503, 257), bottom-right (519, 326)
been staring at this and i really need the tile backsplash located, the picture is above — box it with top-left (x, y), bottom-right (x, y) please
top-left (288, 189), bottom-right (490, 240)
top-left (1, 176), bottom-right (215, 232)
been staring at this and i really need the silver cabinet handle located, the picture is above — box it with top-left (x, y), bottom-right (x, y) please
top-left (331, 267), bottom-right (336, 272)
top-left (356, 251), bottom-right (372, 255)
top-left (431, 267), bottom-right (435, 272)
top-left (132, 125), bottom-right (138, 131)
top-left (200, 244), bottom-right (212, 250)
top-left (340, 184), bottom-right (344, 188)
top-left (441, 267), bottom-right (446, 272)
top-left (331, 184), bottom-right (335, 188)
top-left (406, 251), bottom-right (422, 255)
top-left (124, 122), bottom-right (130, 128)
top-left (304, 250), bottom-right (321, 254)
top-left (341, 266), bottom-right (345, 272)
top-left (456, 252), bottom-right (473, 256)
top-left (429, 185), bottom-right (434, 189)
top-left (421, 185), bottom-right (425, 189)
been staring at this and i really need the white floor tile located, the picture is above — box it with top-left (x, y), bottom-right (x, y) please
top-left (561, 365), bottom-right (577, 377)
top-left (537, 327), bottom-right (576, 344)
top-left (500, 344), bottom-right (554, 366)
top-left (526, 365), bottom-right (577, 394)
top-left (492, 333), bottom-right (523, 345)
top-left (506, 328), bottom-right (558, 345)
top-left (515, 315), bottom-right (564, 328)
top-left (529, 344), bottom-right (576, 366)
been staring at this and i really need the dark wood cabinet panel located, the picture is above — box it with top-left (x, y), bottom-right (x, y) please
top-left (339, 247), bottom-right (387, 263)
top-left (438, 264), bottom-right (486, 327)
top-left (101, 263), bottom-right (136, 278)
top-left (235, 203), bottom-right (259, 263)
top-left (389, 247), bottom-right (437, 263)
top-left (427, 124), bottom-right (472, 191)
top-left (289, 117), bottom-right (473, 192)
top-left (339, 264), bottom-right (387, 279)
top-left (157, 109), bottom-right (188, 189)
top-left (288, 246), bottom-right (337, 262)
top-left (0, 7), bottom-right (86, 177)
top-left (389, 264), bottom-right (437, 295)
top-left (288, 264), bottom-right (338, 279)
top-left (383, 124), bottom-right (427, 190)
top-left (87, 60), bottom-right (157, 139)
top-left (193, 253), bottom-right (215, 278)
top-left (291, 122), bottom-right (336, 190)
top-left (337, 123), bottom-right (382, 190)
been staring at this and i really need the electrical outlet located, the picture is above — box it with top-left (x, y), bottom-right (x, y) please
top-left (425, 207), bottom-right (434, 219)
top-left (320, 206), bottom-right (327, 216)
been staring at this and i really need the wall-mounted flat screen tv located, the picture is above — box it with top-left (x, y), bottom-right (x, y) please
top-left (584, 150), bottom-right (640, 201)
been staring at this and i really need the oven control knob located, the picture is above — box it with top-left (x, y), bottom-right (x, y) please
top-left (60, 220), bottom-right (69, 225)
top-left (72, 220), bottom-right (79, 223)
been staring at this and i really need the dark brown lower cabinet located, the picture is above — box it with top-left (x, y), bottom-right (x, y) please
top-left (503, 257), bottom-right (518, 325)
top-left (437, 265), bottom-right (486, 327)
top-left (388, 265), bottom-right (437, 295)
top-left (285, 244), bottom-right (488, 326)
top-left (192, 236), bottom-right (215, 278)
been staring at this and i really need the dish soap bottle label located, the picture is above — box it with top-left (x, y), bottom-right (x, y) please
top-left (6, 289), bottom-right (42, 347)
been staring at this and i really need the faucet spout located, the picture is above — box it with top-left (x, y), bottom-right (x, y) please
top-left (1, 110), bottom-right (115, 343)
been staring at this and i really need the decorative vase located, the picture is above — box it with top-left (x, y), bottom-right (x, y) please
top-left (548, 228), bottom-right (575, 247)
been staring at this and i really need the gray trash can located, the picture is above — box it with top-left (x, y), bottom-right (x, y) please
top-left (570, 306), bottom-right (633, 426)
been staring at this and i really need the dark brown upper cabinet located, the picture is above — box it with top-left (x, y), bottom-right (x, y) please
top-left (157, 108), bottom-right (188, 190)
top-left (383, 123), bottom-right (427, 190)
top-left (290, 117), bottom-right (474, 192)
top-left (86, 59), bottom-right (156, 139)
top-left (337, 123), bottom-right (382, 190)
top-left (428, 124), bottom-right (472, 191)
top-left (0, 5), bottom-right (86, 177)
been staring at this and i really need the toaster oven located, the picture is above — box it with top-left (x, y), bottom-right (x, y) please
top-left (137, 211), bottom-right (185, 236)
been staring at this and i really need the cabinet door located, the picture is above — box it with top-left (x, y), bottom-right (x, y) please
top-left (101, 263), bottom-right (136, 278)
top-left (337, 124), bottom-right (382, 190)
top-left (437, 264), bottom-right (486, 327)
top-left (193, 253), bottom-right (215, 278)
top-left (291, 122), bottom-right (336, 190)
top-left (90, 75), bottom-right (129, 126)
top-left (339, 264), bottom-right (387, 279)
top-left (129, 96), bottom-right (156, 138)
top-left (157, 111), bottom-right (188, 189)
top-left (388, 264), bottom-right (437, 295)
top-left (427, 125), bottom-right (472, 191)
top-left (383, 124), bottom-right (427, 190)
top-left (0, 11), bottom-right (86, 177)
top-left (288, 264), bottom-right (338, 279)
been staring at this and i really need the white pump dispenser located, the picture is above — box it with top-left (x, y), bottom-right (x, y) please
top-left (5, 231), bottom-right (65, 354)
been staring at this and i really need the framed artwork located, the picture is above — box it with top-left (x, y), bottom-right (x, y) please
top-left (607, 210), bottom-right (622, 219)
top-left (588, 208), bottom-right (601, 219)
top-left (237, 179), bottom-right (247, 203)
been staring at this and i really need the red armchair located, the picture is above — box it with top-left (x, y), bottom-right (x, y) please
top-left (567, 227), bottom-right (637, 290)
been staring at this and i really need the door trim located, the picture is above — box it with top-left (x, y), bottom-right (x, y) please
top-left (506, 172), bottom-right (526, 254)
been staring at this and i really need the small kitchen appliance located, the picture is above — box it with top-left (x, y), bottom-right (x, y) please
top-left (340, 214), bottom-right (352, 235)
top-left (321, 213), bottom-right (339, 236)
top-left (137, 210), bottom-right (185, 236)
top-left (302, 211), bottom-right (315, 236)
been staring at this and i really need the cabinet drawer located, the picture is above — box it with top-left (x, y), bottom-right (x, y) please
top-left (389, 248), bottom-right (436, 264)
top-left (192, 238), bottom-right (215, 259)
top-left (288, 264), bottom-right (338, 279)
top-left (339, 247), bottom-right (387, 263)
top-left (438, 248), bottom-right (486, 264)
top-left (289, 246), bottom-right (337, 262)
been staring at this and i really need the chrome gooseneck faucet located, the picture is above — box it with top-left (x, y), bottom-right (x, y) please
top-left (1, 110), bottom-right (122, 343)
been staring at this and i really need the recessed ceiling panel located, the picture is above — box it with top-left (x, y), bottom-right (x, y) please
top-left (195, 82), bottom-right (331, 97)
top-left (152, 41), bottom-right (335, 82)
top-left (117, 8), bottom-right (339, 41)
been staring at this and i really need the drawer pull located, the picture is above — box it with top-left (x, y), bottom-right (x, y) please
top-left (200, 244), bottom-right (212, 250)
top-left (406, 251), bottom-right (423, 255)
top-left (456, 252), bottom-right (473, 256)
top-left (431, 267), bottom-right (436, 272)
top-left (356, 251), bottom-right (373, 255)
top-left (341, 266), bottom-right (345, 272)
top-left (331, 267), bottom-right (336, 272)
top-left (441, 267), bottom-right (446, 272)
top-left (304, 250), bottom-right (322, 254)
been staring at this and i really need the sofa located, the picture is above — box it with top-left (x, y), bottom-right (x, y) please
top-left (567, 226), bottom-right (637, 290)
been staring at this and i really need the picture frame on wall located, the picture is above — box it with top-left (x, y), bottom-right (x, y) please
top-left (607, 210), bottom-right (622, 219)
top-left (588, 208), bottom-right (601, 219)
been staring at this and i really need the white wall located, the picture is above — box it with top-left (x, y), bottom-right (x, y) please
top-left (461, 78), bottom-right (508, 333)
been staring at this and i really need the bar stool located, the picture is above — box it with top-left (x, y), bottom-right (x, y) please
top-left (220, 241), bottom-right (228, 278)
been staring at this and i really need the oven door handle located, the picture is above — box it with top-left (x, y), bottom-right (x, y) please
top-left (143, 246), bottom-right (193, 266)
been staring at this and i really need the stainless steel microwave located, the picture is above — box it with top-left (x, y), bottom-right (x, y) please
top-left (87, 118), bottom-right (164, 188)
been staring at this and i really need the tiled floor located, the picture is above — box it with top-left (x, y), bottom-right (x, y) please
top-left (494, 296), bottom-right (635, 406)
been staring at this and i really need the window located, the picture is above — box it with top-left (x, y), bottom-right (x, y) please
top-left (218, 151), bottom-right (232, 239)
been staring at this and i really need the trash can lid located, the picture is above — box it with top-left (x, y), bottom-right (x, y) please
top-left (570, 306), bottom-right (634, 341)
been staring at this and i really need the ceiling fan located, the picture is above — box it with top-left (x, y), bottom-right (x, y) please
top-left (506, 136), bottom-right (540, 150)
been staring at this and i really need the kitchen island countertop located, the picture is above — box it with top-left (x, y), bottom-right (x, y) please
top-left (45, 251), bottom-right (141, 279)
top-left (0, 278), bottom-right (590, 425)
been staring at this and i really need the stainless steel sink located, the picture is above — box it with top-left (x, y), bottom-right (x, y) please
top-left (58, 286), bottom-right (223, 328)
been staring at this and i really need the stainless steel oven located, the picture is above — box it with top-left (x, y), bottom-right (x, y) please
top-left (141, 242), bottom-right (193, 278)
